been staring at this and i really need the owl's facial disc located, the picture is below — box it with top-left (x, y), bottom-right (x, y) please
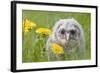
top-left (57, 24), bottom-right (78, 45)
top-left (54, 19), bottom-right (81, 46)
top-left (60, 28), bottom-right (76, 41)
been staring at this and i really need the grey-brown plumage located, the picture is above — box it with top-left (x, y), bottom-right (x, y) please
top-left (46, 18), bottom-right (86, 61)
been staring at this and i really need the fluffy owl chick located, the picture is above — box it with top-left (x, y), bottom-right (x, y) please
top-left (46, 18), bottom-right (86, 61)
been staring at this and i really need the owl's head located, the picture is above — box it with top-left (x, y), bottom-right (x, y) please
top-left (52, 18), bottom-right (84, 47)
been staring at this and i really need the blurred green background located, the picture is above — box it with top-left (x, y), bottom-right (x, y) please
top-left (22, 10), bottom-right (91, 63)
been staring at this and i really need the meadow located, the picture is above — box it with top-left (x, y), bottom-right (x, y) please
top-left (22, 10), bottom-right (91, 63)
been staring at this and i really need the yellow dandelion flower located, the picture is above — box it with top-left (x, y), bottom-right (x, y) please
top-left (23, 19), bottom-right (37, 33)
top-left (36, 28), bottom-right (51, 35)
top-left (24, 27), bottom-right (29, 33)
top-left (51, 43), bottom-right (64, 55)
top-left (30, 22), bottom-right (37, 29)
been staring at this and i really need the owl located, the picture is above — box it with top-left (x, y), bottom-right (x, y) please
top-left (46, 18), bottom-right (86, 61)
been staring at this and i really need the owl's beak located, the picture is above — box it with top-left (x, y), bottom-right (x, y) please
top-left (65, 33), bottom-right (70, 41)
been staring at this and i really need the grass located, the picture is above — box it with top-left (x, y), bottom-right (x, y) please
top-left (22, 10), bottom-right (91, 63)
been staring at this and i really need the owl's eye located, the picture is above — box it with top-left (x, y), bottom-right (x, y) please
top-left (70, 30), bottom-right (76, 35)
top-left (60, 29), bottom-right (65, 34)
